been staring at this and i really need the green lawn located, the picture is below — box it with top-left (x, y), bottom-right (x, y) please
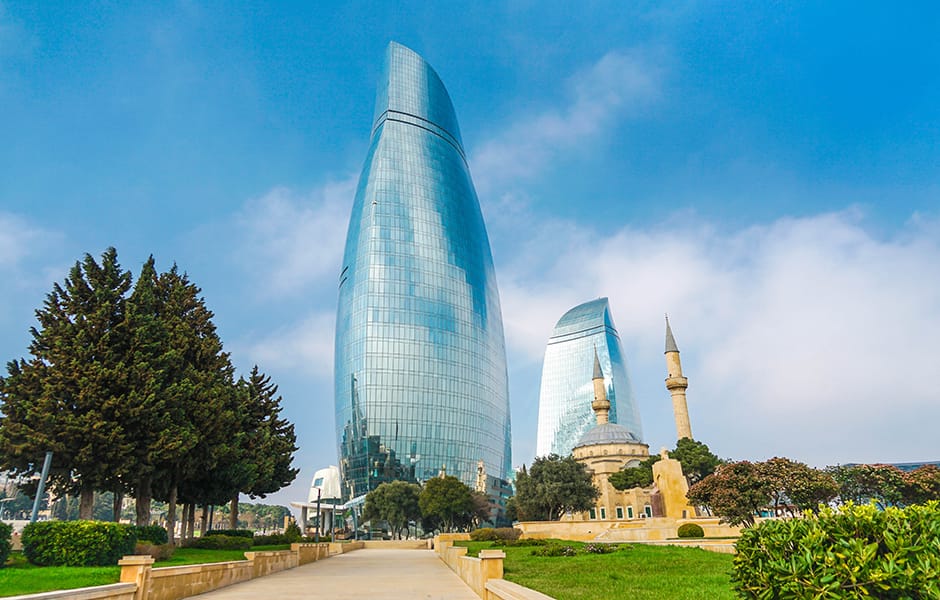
top-left (0, 553), bottom-right (121, 597)
top-left (456, 541), bottom-right (736, 600)
top-left (0, 545), bottom-right (291, 597)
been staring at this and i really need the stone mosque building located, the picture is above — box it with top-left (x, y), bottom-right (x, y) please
top-left (566, 316), bottom-right (696, 523)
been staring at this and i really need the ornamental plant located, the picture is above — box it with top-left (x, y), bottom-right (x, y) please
top-left (21, 521), bottom-right (137, 566)
top-left (183, 534), bottom-right (252, 550)
top-left (677, 523), bottom-right (704, 538)
top-left (0, 521), bottom-right (12, 567)
top-left (732, 501), bottom-right (940, 599)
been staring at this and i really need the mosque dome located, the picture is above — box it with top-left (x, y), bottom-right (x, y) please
top-left (574, 422), bottom-right (641, 449)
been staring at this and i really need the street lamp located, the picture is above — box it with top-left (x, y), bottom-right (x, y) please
top-left (315, 486), bottom-right (322, 543)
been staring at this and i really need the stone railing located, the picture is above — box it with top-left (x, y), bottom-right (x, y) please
top-left (434, 536), bottom-right (556, 600)
top-left (6, 543), bottom-right (336, 600)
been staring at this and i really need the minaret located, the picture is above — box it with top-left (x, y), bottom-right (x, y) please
top-left (591, 348), bottom-right (611, 425)
top-left (664, 316), bottom-right (693, 440)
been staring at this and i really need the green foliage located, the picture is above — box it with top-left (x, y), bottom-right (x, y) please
top-left (0, 248), bottom-right (135, 518)
top-left (419, 476), bottom-right (474, 533)
top-left (676, 523), bottom-right (704, 538)
top-left (532, 543), bottom-right (577, 557)
top-left (284, 521), bottom-right (302, 542)
top-left (758, 457), bottom-right (839, 514)
top-left (469, 527), bottom-right (521, 541)
top-left (687, 461), bottom-right (772, 527)
top-left (0, 521), bottom-right (11, 568)
top-left (903, 464), bottom-right (940, 505)
top-left (251, 533), bottom-right (291, 545)
top-left (513, 455), bottom-right (599, 521)
top-left (583, 543), bottom-right (617, 554)
top-left (492, 538), bottom-right (547, 547)
top-left (732, 502), bottom-right (940, 599)
top-left (827, 464), bottom-right (907, 509)
top-left (21, 521), bottom-right (137, 566)
top-left (364, 480), bottom-right (422, 538)
top-left (670, 438), bottom-right (722, 484)
top-left (134, 542), bottom-right (175, 561)
top-left (129, 525), bottom-right (168, 545)
top-left (183, 534), bottom-right (251, 550)
top-left (205, 529), bottom-right (253, 538)
top-left (609, 455), bottom-right (659, 491)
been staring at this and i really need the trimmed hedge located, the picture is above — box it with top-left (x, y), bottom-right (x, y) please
top-left (130, 525), bottom-right (168, 545)
top-left (134, 542), bottom-right (175, 561)
top-left (0, 521), bottom-right (11, 568)
top-left (733, 502), bottom-right (940, 599)
top-left (205, 529), bottom-right (254, 539)
top-left (184, 534), bottom-right (252, 550)
top-left (677, 523), bottom-right (705, 538)
top-left (470, 527), bottom-right (522, 542)
top-left (21, 521), bottom-right (137, 566)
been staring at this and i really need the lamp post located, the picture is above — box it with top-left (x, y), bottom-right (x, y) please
top-left (315, 486), bottom-right (322, 543)
top-left (30, 452), bottom-right (52, 523)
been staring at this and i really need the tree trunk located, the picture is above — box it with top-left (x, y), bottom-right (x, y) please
top-left (180, 503), bottom-right (190, 541)
top-left (78, 485), bottom-right (95, 520)
top-left (229, 494), bottom-right (239, 529)
top-left (199, 504), bottom-right (209, 536)
top-left (112, 490), bottom-right (123, 522)
top-left (135, 475), bottom-right (152, 526)
top-left (167, 483), bottom-right (178, 545)
top-left (187, 503), bottom-right (196, 539)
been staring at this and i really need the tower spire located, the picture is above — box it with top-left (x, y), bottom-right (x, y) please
top-left (665, 314), bottom-right (679, 354)
top-left (664, 315), bottom-right (693, 440)
top-left (591, 348), bottom-right (610, 425)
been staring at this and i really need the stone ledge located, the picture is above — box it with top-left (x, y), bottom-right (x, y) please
top-left (3, 583), bottom-right (137, 600)
top-left (486, 580), bottom-right (556, 600)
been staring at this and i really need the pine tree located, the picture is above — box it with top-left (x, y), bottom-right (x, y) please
top-left (0, 248), bottom-right (134, 519)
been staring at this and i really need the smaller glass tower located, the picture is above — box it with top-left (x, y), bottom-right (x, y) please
top-left (535, 298), bottom-right (643, 456)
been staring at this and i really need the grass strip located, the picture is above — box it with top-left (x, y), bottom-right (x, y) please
top-left (456, 540), bottom-right (736, 600)
top-left (0, 544), bottom-right (292, 597)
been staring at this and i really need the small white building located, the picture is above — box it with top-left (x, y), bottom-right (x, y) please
top-left (290, 465), bottom-right (342, 535)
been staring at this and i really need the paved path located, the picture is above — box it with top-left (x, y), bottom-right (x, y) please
top-left (189, 549), bottom-right (479, 600)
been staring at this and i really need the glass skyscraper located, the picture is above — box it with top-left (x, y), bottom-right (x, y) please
top-left (334, 42), bottom-right (511, 501)
top-left (535, 298), bottom-right (643, 457)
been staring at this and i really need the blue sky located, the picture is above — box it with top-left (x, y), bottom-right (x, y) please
top-left (2, 2), bottom-right (938, 507)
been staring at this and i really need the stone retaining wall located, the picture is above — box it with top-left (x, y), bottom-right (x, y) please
top-left (6, 543), bottom-right (335, 600)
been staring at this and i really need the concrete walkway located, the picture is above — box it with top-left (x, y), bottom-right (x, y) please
top-left (188, 549), bottom-right (479, 600)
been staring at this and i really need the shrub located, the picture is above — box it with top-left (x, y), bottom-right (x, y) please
top-left (0, 521), bottom-right (11, 568)
top-left (733, 502), bottom-right (940, 599)
top-left (531, 543), bottom-right (577, 557)
top-left (284, 521), bottom-right (302, 542)
top-left (184, 534), bottom-right (252, 550)
top-left (205, 529), bottom-right (254, 539)
top-left (470, 528), bottom-right (498, 541)
top-left (253, 533), bottom-right (289, 546)
top-left (493, 538), bottom-right (546, 547)
top-left (134, 542), bottom-right (175, 561)
top-left (584, 543), bottom-right (617, 554)
top-left (471, 527), bottom-right (522, 541)
top-left (130, 525), bottom-right (168, 545)
top-left (21, 521), bottom-right (137, 566)
top-left (677, 523), bottom-right (705, 538)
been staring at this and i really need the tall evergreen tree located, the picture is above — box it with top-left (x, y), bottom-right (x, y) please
top-left (0, 248), bottom-right (133, 519)
top-left (228, 366), bottom-right (299, 528)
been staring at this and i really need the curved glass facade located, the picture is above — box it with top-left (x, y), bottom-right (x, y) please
top-left (334, 42), bottom-right (511, 500)
top-left (535, 298), bottom-right (643, 456)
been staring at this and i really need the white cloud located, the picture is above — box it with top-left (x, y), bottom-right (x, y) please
top-left (241, 311), bottom-right (336, 378)
top-left (471, 49), bottom-right (662, 192)
top-left (0, 212), bottom-right (40, 269)
top-left (498, 209), bottom-right (940, 465)
top-left (235, 177), bottom-right (356, 297)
